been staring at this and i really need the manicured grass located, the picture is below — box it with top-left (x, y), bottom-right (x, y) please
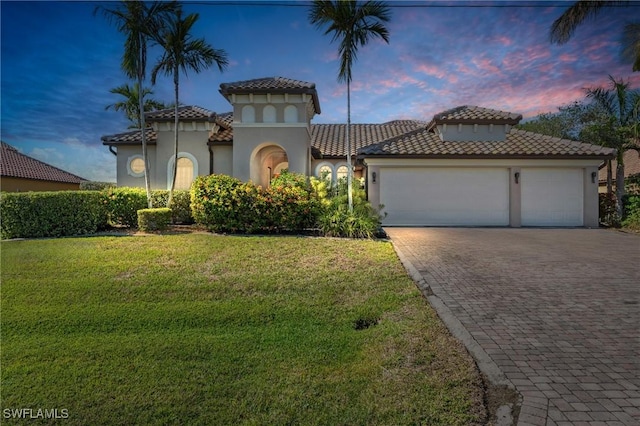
top-left (1, 235), bottom-right (485, 425)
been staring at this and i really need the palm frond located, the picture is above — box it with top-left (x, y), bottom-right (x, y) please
top-left (550, 1), bottom-right (609, 44)
top-left (621, 22), bottom-right (640, 72)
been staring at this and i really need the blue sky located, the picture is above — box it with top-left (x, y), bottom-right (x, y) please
top-left (1, 0), bottom-right (638, 182)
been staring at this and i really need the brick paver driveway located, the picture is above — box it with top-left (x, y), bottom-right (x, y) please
top-left (386, 228), bottom-right (639, 426)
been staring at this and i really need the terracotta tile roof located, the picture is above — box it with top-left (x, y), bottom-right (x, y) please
top-left (1, 141), bottom-right (86, 183)
top-left (429, 105), bottom-right (522, 126)
top-left (599, 149), bottom-right (640, 182)
top-left (145, 105), bottom-right (216, 122)
top-left (209, 112), bottom-right (234, 144)
top-left (220, 76), bottom-right (316, 92)
top-left (101, 128), bottom-right (157, 145)
top-left (219, 76), bottom-right (321, 114)
top-left (358, 128), bottom-right (616, 159)
top-left (310, 121), bottom-right (426, 158)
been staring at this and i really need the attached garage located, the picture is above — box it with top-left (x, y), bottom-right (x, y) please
top-left (380, 167), bottom-right (509, 226)
top-left (520, 168), bottom-right (584, 227)
top-left (360, 106), bottom-right (615, 228)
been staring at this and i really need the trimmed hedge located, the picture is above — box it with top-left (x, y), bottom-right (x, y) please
top-left (0, 191), bottom-right (108, 239)
top-left (105, 187), bottom-right (148, 227)
top-left (190, 172), bottom-right (323, 234)
top-left (138, 208), bottom-right (172, 232)
top-left (151, 190), bottom-right (193, 224)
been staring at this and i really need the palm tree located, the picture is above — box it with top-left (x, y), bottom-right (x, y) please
top-left (106, 83), bottom-right (167, 129)
top-left (97, 0), bottom-right (178, 208)
top-left (583, 76), bottom-right (640, 216)
top-left (309, 0), bottom-right (390, 212)
top-left (550, 1), bottom-right (639, 72)
top-left (151, 9), bottom-right (228, 208)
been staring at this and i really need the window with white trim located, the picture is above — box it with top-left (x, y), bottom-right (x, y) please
top-left (174, 157), bottom-right (194, 190)
top-left (336, 165), bottom-right (349, 182)
top-left (263, 105), bottom-right (276, 123)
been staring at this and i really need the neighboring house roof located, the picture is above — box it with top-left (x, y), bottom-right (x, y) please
top-left (0, 141), bottom-right (86, 183)
top-left (598, 149), bottom-right (640, 182)
top-left (428, 105), bottom-right (522, 127)
top-left (219, 76), bottom-right (321, 114)
top-left (358, 128), bottom-right (615, 159)
top-left (145, 105), bottom-right (217, 122)
top-left (311, 121), bottom-right (426, 158)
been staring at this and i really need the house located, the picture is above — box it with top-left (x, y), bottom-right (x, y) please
top-left (598, 150), bottom-right (640, 193)
top-left (1, 141), bottom-right (86, 192)
top-left (102, 76), bottom-right (614, 227)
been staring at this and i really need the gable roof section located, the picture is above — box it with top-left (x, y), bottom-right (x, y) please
top-left (429, 105), bottom-right (522, 127)
top-left (219, 76), bottom-right (321, 114)
top-left (359, 128), bottom-right (615, 159)
top-left (1, 141), bottom-right (86, 183)
top-left (311, 121), bottom-right (426, 158)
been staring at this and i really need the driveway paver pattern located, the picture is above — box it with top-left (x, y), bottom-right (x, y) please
top-left (386, 228), bottom-right (639, 426)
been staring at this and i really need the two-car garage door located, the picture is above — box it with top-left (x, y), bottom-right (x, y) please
top-left (380, 167), bottom-right (584, 227)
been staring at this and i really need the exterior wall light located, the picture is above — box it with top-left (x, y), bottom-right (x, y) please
top-left (372, 171), bottom-right (377, 183)
top-left (514, 172), bottom-right (520, 184)
top-left (591, 171), bottom-right (597, 183)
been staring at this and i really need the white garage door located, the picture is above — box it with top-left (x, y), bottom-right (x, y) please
top-left (521, 168), bottom-right (583, 226)
top-left (380, 167), bottom-right (510, 226)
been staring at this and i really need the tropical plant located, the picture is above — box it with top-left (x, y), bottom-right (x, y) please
top-left (582, 75), bottom-right (640, 216)
top-left (309, 0), bottom-right (391, 212)
top-left (151, 8), bottom-right (228, 209)
top-left (97, 0), bottom-right (178, 208)
top-left (106, 82), bottom-right (166, 129)
top-left (550, 1), bottom-right (639, 72)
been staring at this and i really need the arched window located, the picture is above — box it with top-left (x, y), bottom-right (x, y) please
top-left (168, 152), bottom-right (198, 190)
top-left (336, 165), bottom-right (349, 182)
top-left (263, 105), bottom-right (276, 123)
top-left (284, 105), bottom-right (298, 123)
top-left (315, 163), bottom-right (334, 184)
top-left (175, 157), bottom-right (194, 190)
top-left (242, 105), bottom-right (255, 123)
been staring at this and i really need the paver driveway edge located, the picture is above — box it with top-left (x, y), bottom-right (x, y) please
top-left (390, 239), bottom-right (521, 426)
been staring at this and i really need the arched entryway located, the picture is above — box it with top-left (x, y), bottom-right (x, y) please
top-left (250, 144), bottom-right (288, 187)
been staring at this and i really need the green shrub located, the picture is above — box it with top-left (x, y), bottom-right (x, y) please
top-left (622, 193), bottom-right (640, 230)
top-left (599, 192), bottom-right (620, 228)
top-left (0, 191), bottom-right (108, 239)
top-left (191, 174), bottom-right (263, 233)
top-left (267, 171), bottom-right (324, 231)
top-left (151, 190), bottom-right (193, 224)
top-left (105, 187), bottom-right (148, 227)
top-left (318, 183), bottom-right (385, 239)
top-left (137, 208), bottom-right (172, 232)
top-left (191, 172), bottom-right (322, 234)
top-left (80, 181), bottom-right (116, 191)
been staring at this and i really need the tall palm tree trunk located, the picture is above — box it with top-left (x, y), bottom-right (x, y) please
top-left (138, 40), bottom-right (153, 209)
top-left (347, 79), bottom-right (353, 212)
top-left (168, 68), bottom-right (179, 209)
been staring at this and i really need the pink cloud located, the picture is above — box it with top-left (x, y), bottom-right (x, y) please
top-left (559, 53), bottom-right (578, 62)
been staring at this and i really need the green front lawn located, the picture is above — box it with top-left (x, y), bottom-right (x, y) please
top-left (1, 235), bottom-right (485, 425)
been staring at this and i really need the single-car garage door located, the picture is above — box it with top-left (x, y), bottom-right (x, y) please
top-left (380, 167), bottom-right (510, 226)
top-left (520, 168), bottom-right (583, 226)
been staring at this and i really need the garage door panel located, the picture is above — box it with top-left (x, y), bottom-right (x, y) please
top-left (380, 168), bottom-right (509, 226)
top-left (521, 168), bottom-right (583, 226)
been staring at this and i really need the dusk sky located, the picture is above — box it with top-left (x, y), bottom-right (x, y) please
top-left (1, 0), bottom-right (638, 182)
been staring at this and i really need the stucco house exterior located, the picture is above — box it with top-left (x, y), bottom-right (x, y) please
top-left (102, 76), bottom-right (614, 227)
top-left (1, 141), bottom-right (86, 192)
